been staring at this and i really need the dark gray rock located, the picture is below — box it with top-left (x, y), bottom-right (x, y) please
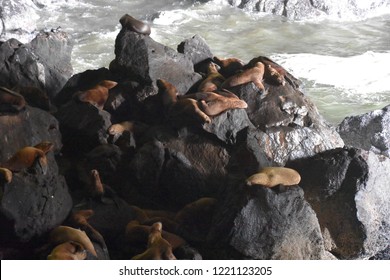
top-left (337, 105), bottom-right (390, 157)
top-left (55, 100), bottom-right (112, 154)
top-left (208, 183), bottom-right (328, 259)
top-left (289, 147), bottom-right (390, 259)
top-left (0, 30), bottom-right (73, 101)
top-left (0, 106), bottom-right (62, 161)
top-left (113, 29), bottom-right (201, 95)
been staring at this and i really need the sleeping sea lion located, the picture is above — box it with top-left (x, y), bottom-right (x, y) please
top-left (198, 62), bottom-right (225, 92)
top-left (246, 167), bottom-right (301, 187)
top-left (73, 80), bottom-right (118, 110)
top-left (221, 62), bottom-right (265, 92)
top-left (120, 14), bottom-right (151, 35)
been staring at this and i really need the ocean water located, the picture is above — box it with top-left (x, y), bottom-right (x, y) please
top-left (30, 0), bottom-right (390, 125)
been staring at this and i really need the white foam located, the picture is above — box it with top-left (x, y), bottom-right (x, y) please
top-left (273, 52), bottom-right (390, 104)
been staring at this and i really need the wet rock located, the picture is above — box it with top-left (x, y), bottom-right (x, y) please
top-left (289, 147), bottom-right (390, 259)
top-left (337, 105), bottom-right (390, 157)
top-left (0, 30), bottom-right (73, 101)
top-left (208, 182), bottom-right (328, 259)
top-left (113, 28), bottom-right (201, 95)
top-left (55, 101), bottom-right (112, 154)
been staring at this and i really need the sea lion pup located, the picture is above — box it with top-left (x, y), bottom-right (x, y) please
top-left (213, 56), bottom-right (245, 77)
top-left (198, 62), bottom-right (226, 92)
top-left (0, 146), bottom-right (48, 175)
top-left (247, 56), bottom-right (286, 86)
top-left (221, 62), bottom-right (266, 92)
top-left (0, 167), bottom-right (12, 184)
top-left (47, 226), bottom-right (97, 257)
top-left (0, 86), bottom-right (26, 113)
top-left (73, 80), bottom-right (118, 110)
top-left (157, 79), bottom-right (211, 124)
top-left (131, 222), bottom-right (177, 260)
top-left (181, 89), bottom-right (247, 116)
top-left (246, 167), bottom-right (301, 188)
top-left (47, 241), bottom-right (87, 260)
top-left (120, 14), bottom-right (151, 35)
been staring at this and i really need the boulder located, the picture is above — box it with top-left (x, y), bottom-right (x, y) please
top-left (337, 105), bottom-right (390, 157)
top-left (289, 147), bottom-right (390, 259)
top-left (208, 182), bottom-right (328, 259)
top-left (0, 30), bottom-right (73, 101)
top-left (113, 28), bottom-right (201, 96)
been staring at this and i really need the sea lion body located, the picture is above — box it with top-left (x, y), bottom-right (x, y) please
top-left (1, 147), bottom-right (47, 175)
top-left (0, 86), bottom-right (26, 113)
top-left (247, 56), bottom-right (287, 86)
top-left (157, 79), bottom-right (211, 124)
top-left (47, 241), bottom-right (87, 260)
top-left (221, 62), bottom-right (265, 92)
top-left (12, 86), bottom-right (51, 111)
top-left (120, 14), bottom-right (151, 35)
top-left (48, 226), bottom-right (97, 257)
top-left (246, 167), bottom-right (301, 187)
top-left (213, 56), bottom-right (245, 77)
top-left (198, 62), bottom-right (225, 92)
top-left (74, 80), bottom-right (118, 110)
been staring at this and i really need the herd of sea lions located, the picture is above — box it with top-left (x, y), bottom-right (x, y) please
top-left (0, 14), bottom-right (302, 260)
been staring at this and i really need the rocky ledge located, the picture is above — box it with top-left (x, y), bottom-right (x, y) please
top-left (0, 15), bottom-right (388, 260)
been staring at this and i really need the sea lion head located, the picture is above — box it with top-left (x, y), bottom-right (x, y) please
top-left (0, 168), bottom-right (12, 184)
top-left (120, 14), bottom-right (151, 35)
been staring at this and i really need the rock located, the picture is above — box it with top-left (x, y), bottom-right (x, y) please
top-left (113, 28), bottom-right (201, 95)
top-left (202, 108), bottom-right (252, 145)
top-left (337, 105), bottom-right (390, 157)
top-left (0, 30), bottom-right (73, 101)
top-left (55, 101), bottom-right (112, 154)
top-left (0, 106), bottom-right (62, 160)
top-left (289, 147), bottom-right (390, 259)
top-left (228, 0), bottom-right (390, 20)
top-left (208, 182), bottom-right (328, 259)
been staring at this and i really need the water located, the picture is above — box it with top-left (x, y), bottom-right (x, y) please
top-left (29, 0), bottom-right (390, 125)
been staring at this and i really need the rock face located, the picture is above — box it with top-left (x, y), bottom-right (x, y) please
top-left (228, 0), bottom-right (390, 20)
top-left (289, 148), bottom-right (390, 259)
top-left (337, 105), bottom-right (390, 157)
top-left (0, 30), bottom-right (73, 101)
top-left (208, 183), bottom-right (328, 260)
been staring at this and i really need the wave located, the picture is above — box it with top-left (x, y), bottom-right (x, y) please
top-left (273, 51), bottom-right (390, 101)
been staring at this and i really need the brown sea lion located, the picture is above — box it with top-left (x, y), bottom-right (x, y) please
top-left (34, 141), bottom-right (54, 154)
top-left (131, 222), bottom-right (177, 260)
top-left (0, 167), bottom-right (12, 184)
top-left (0, 86), bottom-right (26, 113)
top-left (181, 90), bottom-right (247, 116)
top-left (157, 79), bottom-right (211, 124)
top-left (12, 86), bottom-right (51, 111)
top-left (247, 56), bottom-right (287, 86)
top-left (198, 62), bottom-right (225, 92)
top-left (221, 62), bottom-right (265, 92)
top-left (120, 14), bottom-right (151, 35)
top-left (47, 241), bottom-right (87, 260)
top-left (246, 167), bottom-right (301, 187)
top-left (213, 56), bottom-right (245, 77)
top-left (1, 146), bottom-right (48, 175)
top-left (47, 226), bottom-right (97, 257)
top-left (73, 80), bottom-right (118, 110)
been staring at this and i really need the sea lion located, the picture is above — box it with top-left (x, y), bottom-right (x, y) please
top-left (131, 222), bottom-right (177, 260)
top-left (0, 167), bottom-right (12, 184)
top-left (157, 79), bottom-right (211, 124)
top-left (198, 62), bottom-right (225, 92)
top-left (181, 90), bottom-right (247, 116)
top-left (47, 225), bottom-right (97, 257)
top-left (47, 241), bottom-right (87, 260)
top-left (221, 62), bottom-right (265, 92)
top-left (246, 167), bottom-right (301, 187)
top-left (0, 86), bottom-right (26, 113)
top-left (120, 14), bottom-right (151, 35)
top-left (213, 56), bottom-right (245, 77)
top-left (73, 80), bottom-right (118, 110)
top-left (0, 146), bottom-right (48, 175)
top-left (34, 141), bottom-right (54, 154)
top-left (247, 56), bottom-right (287, 86)
top-left (12, 86), bottom-right (51, 111)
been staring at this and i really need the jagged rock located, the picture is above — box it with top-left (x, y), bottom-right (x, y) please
top-left (0, 106), bottom-right (62, 160)
top-left (289, 147), bottom-right (390, 259)
top-left (337, 105), bottom-right (390, 157)
top-left (202, 109), bottom-right (252, 145)
top-left (113, 28), bottom-right (202, 95)
top-left (208, 182), bottom-right (328, 259)
top-left (0, 30), bottom-right (73, 101)
top-left (55, 101), bottom-right (112, 154)
top-left (229, 0), bottom-right (390, 20)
